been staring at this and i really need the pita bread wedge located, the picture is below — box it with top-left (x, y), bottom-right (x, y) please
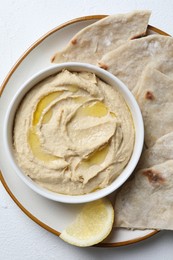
top-left (137, 132), bottom-right (173, 170)
top-left (114, 160), bottom-right (173, 230)
top-left (99, 35), bottom-right (173, 91)
top-left (133, 57), bottom-right (173, 96)
top-left (135, 64), bottom-right (173, 148)
top-left (145, 58), bottom-right (173, 80)
top-left (52, 10), bottom-right (151, 64)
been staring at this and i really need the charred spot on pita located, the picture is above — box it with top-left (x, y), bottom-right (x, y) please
top-left (145, 91), bottom-right (154, 100)
top-left (98, 62), bottom-right (108, 70)
top-left (143, 169), bottom-right (165, 184)
top-left (71, 38), bottom-right (77, 45)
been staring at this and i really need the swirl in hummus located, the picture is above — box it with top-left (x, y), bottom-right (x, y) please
top-left (13, 70), bottom-right (135, 195)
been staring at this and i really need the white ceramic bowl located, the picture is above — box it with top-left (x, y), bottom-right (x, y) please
top-left (4, 62), bottom-right (144, 204)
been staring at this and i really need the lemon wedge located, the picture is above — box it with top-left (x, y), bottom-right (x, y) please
top-left (60, 198), bottom-right (114, 247)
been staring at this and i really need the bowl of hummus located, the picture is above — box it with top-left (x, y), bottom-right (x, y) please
top-left (4, 63), bottom-right (144, 203)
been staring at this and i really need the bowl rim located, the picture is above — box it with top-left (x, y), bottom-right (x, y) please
top-left (3, 62), bottom-right (144, 204)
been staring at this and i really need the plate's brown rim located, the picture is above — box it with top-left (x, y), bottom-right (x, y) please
top-left (147, 25), bottom-right (170, 36)
top-left (0, 14), bottom-right (168, 247)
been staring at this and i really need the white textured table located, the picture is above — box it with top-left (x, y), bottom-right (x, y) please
top-left (1, 1), bottom-right (173, 259)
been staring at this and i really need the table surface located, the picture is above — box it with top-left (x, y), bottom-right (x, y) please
top-left (1, 1), bottom-right (173, 259)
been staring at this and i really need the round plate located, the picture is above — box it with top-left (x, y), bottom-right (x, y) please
top-left (0, 15), bottom-right (169, 247)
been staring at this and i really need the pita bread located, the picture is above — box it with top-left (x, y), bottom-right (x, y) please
top-left (135, 64), bottom-right (173, 148)
top-left (133, 57), bottom-right (173, 96)
top-left (99, 35), bottom-right (173, 91)
top-left (145, 58), bottom-right (173, 80)
top-left (52, 10), bottom-right (151, 64)
top-left (114, 160), bottom-right (173, 230)
top-left (112, 36), bottom-right (173, 230)
top-left (137, 132), bottom-right (173, 170)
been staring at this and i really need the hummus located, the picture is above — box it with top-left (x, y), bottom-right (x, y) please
top-left (13, 70), bottom-right (135, 195)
